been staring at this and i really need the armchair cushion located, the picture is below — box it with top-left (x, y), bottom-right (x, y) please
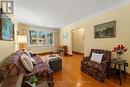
top-left (84, 61), bottom-right (99, 69)
top-left (90, 52), bottom-right (103, 63)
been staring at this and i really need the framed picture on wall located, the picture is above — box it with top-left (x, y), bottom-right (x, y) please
top-left (0, 15), bottom-right (14, 41)
top-left (94, 20), bottom-right (116, 39)
top-left (63, 32), bottom-right (68, 40)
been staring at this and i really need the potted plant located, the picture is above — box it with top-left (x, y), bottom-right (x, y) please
top-left (26, 75), bottom-right (38, 87)
top-left (112, 45), bottom-right (128, 61)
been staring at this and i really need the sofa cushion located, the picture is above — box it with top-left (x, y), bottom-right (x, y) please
top-left (30, 58), bottom-right (37, 65)
top-left (8, 64), bottom-right (19, 76)
top-left (90, 52), bottom-right (103, 63)
top-left (33, 55), bottom-right (44, 64)
top-left (20, 54), bottom-right (34, 72)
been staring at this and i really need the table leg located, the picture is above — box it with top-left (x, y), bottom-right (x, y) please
top-left (119, 65), bottom-right (122, 85)
top-left (124, 64), bottom-right (126, 79)
top-left (114, 64), bottom-right (116, 69)
top-left (107, 62), bottom-right (111, 79)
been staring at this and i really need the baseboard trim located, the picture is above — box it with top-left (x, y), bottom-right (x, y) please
top-left (127, 72), bottom-right (130, 77)
top-left (72, 51), bottom-right (84, 55)
top-left (33, 51), bottom-right (85, 56)
top-left (67, 54), bottom-right (73, 56)
top-left (33, 52), bottom-right (53, 55)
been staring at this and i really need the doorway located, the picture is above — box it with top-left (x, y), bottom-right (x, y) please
top-left (72, 28), bottom-right (84, 54)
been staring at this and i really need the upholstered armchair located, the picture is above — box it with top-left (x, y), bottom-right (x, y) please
top-left (81, 49), bottom-right (111, 82)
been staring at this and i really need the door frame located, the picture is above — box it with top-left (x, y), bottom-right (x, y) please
top-left (71, 27), bottom-right (85, 54)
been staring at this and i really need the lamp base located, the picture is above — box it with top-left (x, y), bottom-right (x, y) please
top-left (20, 48), bottom-right (26, 51)
top-left (19, 43), bottom-right (27, 50)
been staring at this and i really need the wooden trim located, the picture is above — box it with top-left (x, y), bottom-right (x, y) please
top-left (126, 72), bottom-right (130, 77)
top-left (66, 54), bottom-right (73, 56)
top-left (33, 52), bottom-right (53, 56)
top-left (72, 51), bottom-right (84, 55)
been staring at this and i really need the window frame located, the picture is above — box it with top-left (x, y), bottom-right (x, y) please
top-left (28, 29), bottom-right (54, 47)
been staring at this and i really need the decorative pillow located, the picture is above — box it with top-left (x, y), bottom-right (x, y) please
top-left (24, 50), bottom-right (36, 64)
top-left (28, 51), bottom-right (33, 57)
top-left (20, 54), bottom-right (33, 72)
top-left (30, 58), bottom-right (37, 65)
top-left (24, 50), bottom-right (32, 58)
top-left (90, 52), bottom-right (103, 63)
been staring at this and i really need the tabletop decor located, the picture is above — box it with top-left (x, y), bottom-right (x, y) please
top-left (112, 45), bottom-right (127, 61)
top-left (25, 75), bottom-right (38, 87)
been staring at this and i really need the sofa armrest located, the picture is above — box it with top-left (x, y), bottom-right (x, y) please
top-left (83, 56), bottom-right (90, 61)
top-left (96, 60), bottom-right (107, 72)
top-left (101, 60), bottom-right (107, 64)
top-left (0, 70), bottom-right (4, 83)
top-left (99, 60), bottom-right (108, 67)
top-left (1, 73), bottom-right (24, 87)
top-left (16, 73), bottom-right (24, 87)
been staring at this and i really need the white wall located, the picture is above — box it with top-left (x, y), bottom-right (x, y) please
top-left (60, 3), bottom-right (130, 73)
top-left (0, 13), bottom-right (17, 63)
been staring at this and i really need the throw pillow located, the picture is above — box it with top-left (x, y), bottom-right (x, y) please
top-left (90, 52), bottom-right (103, 63)
top-left (24, 50), bottom-right (32, 58)
top-left (24, 51), bottom-right (36, 64)
top-left (20, 54), bottom-right (34, 72)
top-left (30, 58), bottom-right (37, 65)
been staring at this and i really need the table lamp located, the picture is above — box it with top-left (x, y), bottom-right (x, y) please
top-left (17, 35), bottom-right (27, 50)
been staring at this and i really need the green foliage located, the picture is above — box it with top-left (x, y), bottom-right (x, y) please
top-left (27, 75), bottom-right (38, 84)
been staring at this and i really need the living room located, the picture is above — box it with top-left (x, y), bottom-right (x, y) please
top-left (0, 0), bottom-right (130, 87)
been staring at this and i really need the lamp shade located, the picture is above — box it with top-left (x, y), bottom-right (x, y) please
top-left (17, 35), bottom-right (27, 43)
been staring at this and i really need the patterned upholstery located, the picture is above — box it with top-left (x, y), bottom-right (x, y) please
top-left (0, 50), bottom-right (54, 87)
top-left (81, 49), bottom-right (111, 82)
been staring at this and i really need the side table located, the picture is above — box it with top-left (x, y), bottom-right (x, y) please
top-left (110, 58), bottom-right (128, 85)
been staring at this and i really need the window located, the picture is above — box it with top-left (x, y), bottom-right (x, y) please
top-left (29, 30), bottom-right (54, 46)
top-left (39, 32), bottom-right (46, 45)
top-left (29, 30), bottom-right (37, 45)
top-left (47, 32), bottom-right (54, 45)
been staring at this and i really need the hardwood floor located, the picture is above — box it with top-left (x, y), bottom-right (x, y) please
top-left (53, 54), bottom-right (130, 87)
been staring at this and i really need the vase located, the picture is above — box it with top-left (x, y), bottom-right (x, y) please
top-left (25, 81), bottom-right (36, 87)
top-left (117, 53), bottom-right (122, 61)
top-left (31, 83), bottom-right (36, 87)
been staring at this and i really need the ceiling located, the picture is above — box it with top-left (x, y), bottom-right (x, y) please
top-left (15, 0), bottom-right (130, 28)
